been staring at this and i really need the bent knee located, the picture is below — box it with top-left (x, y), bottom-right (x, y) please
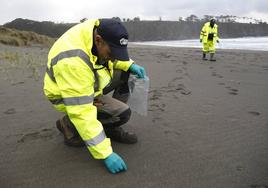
top-left (118, 108), bottom-right (131, 123)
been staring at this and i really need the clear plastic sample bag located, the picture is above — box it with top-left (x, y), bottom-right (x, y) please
top-left (127, 74), bottom-right (150, 116)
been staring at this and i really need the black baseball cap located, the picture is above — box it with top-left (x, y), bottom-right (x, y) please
top-left (97, 19), bottom-right (129, 61)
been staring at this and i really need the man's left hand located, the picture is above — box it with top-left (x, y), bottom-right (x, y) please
top-left (129, 64), bottom-right (146, 78)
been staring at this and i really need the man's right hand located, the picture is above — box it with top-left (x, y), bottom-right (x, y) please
top-left (104, 152), bottom-right (127, 174)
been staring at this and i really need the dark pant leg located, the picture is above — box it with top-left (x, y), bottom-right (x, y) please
top-left (97, 108), bottom-right (131, 129)
top-left (98, 70), bottom-right (132, 129)
top-left (102, 69), bottom-right (130, 103)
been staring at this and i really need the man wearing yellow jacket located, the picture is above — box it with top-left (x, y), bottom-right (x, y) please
top-left (43, 19), bottom-right (146, 174)
top-left (200, 18), bottom-right (220, 61)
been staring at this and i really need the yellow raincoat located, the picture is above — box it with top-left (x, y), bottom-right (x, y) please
top-left (200, 22), bottom-right (219, 53)
top-left (43, 19), bottom-right (133, 159)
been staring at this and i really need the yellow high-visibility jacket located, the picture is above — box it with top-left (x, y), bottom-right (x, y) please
top-left (200, 22), bottom-right (219, 44)
top-left (43, 19), bottom-right (133, 159)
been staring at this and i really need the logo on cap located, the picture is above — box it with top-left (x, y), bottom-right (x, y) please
top-left (120, 38), bottom-right (128, 46)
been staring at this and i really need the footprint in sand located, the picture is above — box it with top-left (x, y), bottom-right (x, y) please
top-left (180, 90), bottom-right (191, 95)
top-left (225, 86), bottom-right (239, 95)
top-left (230, 69), bottom-right (240, 73)
top-left (4, 108), bottom-right (16, 115)
top-left (167, 75), bottom-right (192, 96)
top-left (175, 84), bottom-right (191, 95)
top-left (228, 91), bottom-right (238, 95)
top-left (248, 111), bottom-right (261, 116)
top-left (164, 129), bottom-right (180, 137)
top-left (149, 89), bottom-right (163, 101)
top-left (159, 122), bottom-right (181, 137)
top-left (170, 59), bottom-right (177, 63)
top-left (149, 103), bottom-right (165, 112)
top-left (168, 77), bottom-right (184, 85)
top-left (230, 88), bottom-right (238, 92)
top-left (165, 84), bottom-right (191, 95)
top-left (211, 72), bottom-right (223, 78)
top-left (176, 69), bottom-right (183, 73)
top-left (18, 128), bottom-right (56, 143)
top-left (11, 81), bottom-right (25, 86)
top-left (211, 72), bottom-right (217, 77)
top-left (148, 89), bottom-right (168, 124)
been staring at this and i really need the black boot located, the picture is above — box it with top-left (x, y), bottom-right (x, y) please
top-left (202, 53), bottom-right (208, 60)
top-left (210, 53), bottom-right (216, 61)
top-left (104, 127), bottom-right (138, 144)
top-left (56, 116), bottom-right (85, 147)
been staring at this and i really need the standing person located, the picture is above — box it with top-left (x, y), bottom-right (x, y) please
top-left (200, 18), bottom-right (220, 61)
top-left (43, 19), bottom-right (146, 174)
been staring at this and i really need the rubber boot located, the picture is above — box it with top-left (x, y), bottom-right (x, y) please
top-left (104, 127), bottom-right (138, 144)
top-left (56, 116), bottom-right (85, 147)
top-left (101, 108), bottom-right (138, 144)
top-left (210, 53), bottom-right (216, 61)
top-left (202, 53), bottom-right (208, 60)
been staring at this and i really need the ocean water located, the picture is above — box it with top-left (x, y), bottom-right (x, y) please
top-left (132, 36), bottom-right (268, 51)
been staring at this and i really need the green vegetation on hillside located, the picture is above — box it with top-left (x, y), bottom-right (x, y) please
top-left (0, 26), bottom-right (55, 47)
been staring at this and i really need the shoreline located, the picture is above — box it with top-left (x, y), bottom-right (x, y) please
top-left (129, 36), bottom-right (268, 52)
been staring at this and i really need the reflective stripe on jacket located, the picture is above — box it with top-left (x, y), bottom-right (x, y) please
top-left (200, 22), bottom-right (219, 44)
top-left (43, 19), bottom-right (133, 159)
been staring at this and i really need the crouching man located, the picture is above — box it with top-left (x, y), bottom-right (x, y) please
top-left (43, 19), bottom-right (146, 174)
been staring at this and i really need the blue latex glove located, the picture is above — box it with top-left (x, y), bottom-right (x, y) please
top-left (104, 152), bottom-right (127, 174)
top-left (129, 64), bottom-right (146, 78)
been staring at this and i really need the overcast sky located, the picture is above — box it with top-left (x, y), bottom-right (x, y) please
top-left (1, 0), bottom-right (268, 24)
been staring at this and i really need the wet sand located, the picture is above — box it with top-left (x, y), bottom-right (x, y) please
top-left (0, 44), bottom-right (268, 188)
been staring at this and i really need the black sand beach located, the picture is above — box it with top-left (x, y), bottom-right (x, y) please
top-left (0, 44), bottom-right (267, 188)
